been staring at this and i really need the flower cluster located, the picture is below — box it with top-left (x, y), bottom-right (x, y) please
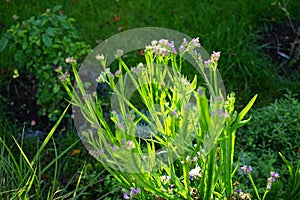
top-left (121, 138), bottom-right (136, 150)
top-left (177, 37), bottom-right (220, 70)
top-left (58, 71), bottom-right (70, 82)
top-left (96, 66), bottom-right (120, 83)
top-left (124, 187), bottom-right (141, 199)
top-left (130, 62), bottom-right (144, 74)
top-left (211, 51), bottom-right (221, 62)
top-left (96, 53), bottom-right (106, 67)
top-left (114, 49), bottom-right (124, 58)
top-left (145, 39), bottom-right (176, 56)
top-left (88, 149), bottom-right (104, 158)
top-left (203, 51), bottom-right (221, 70)
top-left (186, 155), bottom-right (197, 162)
top-left (65, 56), bottom-right (76, 63)
top-left (177, 37), bottom-right (222, 72)
top-left (241, 165), bottom-right (253, 175)
top-left (232, 189), bottom-right (251, 200)
top-left (179, 37), bottom-right (201, 54)
top-left (266, 171), bottom-right (280, 190)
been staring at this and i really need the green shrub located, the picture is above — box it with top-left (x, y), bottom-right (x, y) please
top-left (0, 5), bottom-right (91, 121)
top-left (237, 93), bottom-right (300, 167)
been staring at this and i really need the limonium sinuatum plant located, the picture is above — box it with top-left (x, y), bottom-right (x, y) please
top-left (60, 37), bottom-right (258, 199)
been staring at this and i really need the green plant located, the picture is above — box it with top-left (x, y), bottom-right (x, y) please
top-left (0, 5), bottom-right (91, 121)
top-left (278, 152), bottom-right (300, 200)
top-left (61, 37), bottom-right (258, 199)
top-left (236, 92), bottom-right (300, 168)
top-left (0, 104), bottom-right (118, 199)
top-left (238, 165), bottom-right (280, 200)
top-left (0, 105), bottom-right (79, 199)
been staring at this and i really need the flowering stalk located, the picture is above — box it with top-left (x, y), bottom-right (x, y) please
top-left (247, 172), bottom-right (261, 200)
top-left (241, 165), bottom-right (280, 200)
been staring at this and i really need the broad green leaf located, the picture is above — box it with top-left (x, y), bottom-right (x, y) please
top-left (42, 33), bottom-right (52, 47)
top-left (45, 27), bottom-right (56, 37)
top-left (14, 50), bottom-right (24, 62)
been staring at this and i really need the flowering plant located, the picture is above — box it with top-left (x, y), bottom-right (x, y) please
top-left (239, 165), bottom-right (280, 200)
top-left (60, 36), bottom-right (259, 199)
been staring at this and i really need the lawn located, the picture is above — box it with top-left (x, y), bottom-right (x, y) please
top-left (0, 0), bottom-right (299, 199)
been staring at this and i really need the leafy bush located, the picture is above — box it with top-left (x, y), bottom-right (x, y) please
top-left (0, 5), bottom-right (91, 121)
top-left (236, 93), bottom-right (300, 167)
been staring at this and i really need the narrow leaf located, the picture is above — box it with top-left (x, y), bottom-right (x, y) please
top-left (231, 117), bottom-right (252, 130)
top-left (236, 94), bottom-right (257, 122)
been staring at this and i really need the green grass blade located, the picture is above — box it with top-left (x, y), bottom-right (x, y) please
top-left (31, 104), bottom-right (70, 166)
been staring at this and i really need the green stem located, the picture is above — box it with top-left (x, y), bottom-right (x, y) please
top-left (204, 145), bottom-right (217, 200)
top-left (262, 189), bottom-right (269, 200)
top-left (248, 173), bottom-right (261, 200)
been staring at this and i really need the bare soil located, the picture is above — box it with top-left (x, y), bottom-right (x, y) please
top-left (258, 20), bottom-right (300, 80)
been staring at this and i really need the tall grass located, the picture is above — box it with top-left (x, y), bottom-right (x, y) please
top-left (1, 0), bottom-right (300, 107)
top-left (0, 105), bottom-right (109, 199)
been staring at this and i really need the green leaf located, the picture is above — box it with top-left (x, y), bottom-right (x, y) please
top-left (279, 152), bottom-right (294, 181)
top-left (231, 116), bottom-right (252, 130)
top-left (0, 38), bottom-right (8, 52)
top-left (45, 27), bottom-right (56, 37)
top-left (4, 31), bottom-right (13, 39)
top-left (32, 19), bottom-right (42, 26)
top-left (52, 5), bottom-right (62, 13)
top-left (190, 75), bottom-right (197, 91)
top-left (14, 50), bottom-right (24, 62)
top-left (53, 85), bottom-right (60, 93)
top-left (42, 33), bottom-right (52, 47)
top-left (22, 40), bottom-right (28, 50)
top-left (196, 89), bottom-right (210, 132)
top-left (236, 94), bottom-right (258, 122)
top-left (35, 49), bottom-right (41, 56)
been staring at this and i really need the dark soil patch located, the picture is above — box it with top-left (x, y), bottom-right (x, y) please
top-left (258, 20), bottom-right (300, 80)
top-left (0, 71), bottom-right (74, 136)
top-left (1, 72), bottom-right (52, 131)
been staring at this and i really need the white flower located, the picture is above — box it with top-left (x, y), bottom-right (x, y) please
top-left (161, 175), bottom-right (171, 183)
top-left (114, 49), bottom-right (123, 58)
top-left (151, 40), bottom-right (158, 46)
top-left (96, 54), bottom-right (105, 61)
top-left (189, 164), bottom-right (201, 179)
top-left (65, 57), bottom-right (76, 63)
top-left (96, 72), bottom-right (106, 83)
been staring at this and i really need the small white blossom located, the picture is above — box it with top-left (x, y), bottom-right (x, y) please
top-left (114, 49), bottom-right (123, 58)
top-left (96, 72), bottom-right (106, 83)
top-left (189, 164), bottom-right (201, 179)
top-left (96, 54), bottom-right (105, 60)
top-left (65, 57), bottom-right (76, 63)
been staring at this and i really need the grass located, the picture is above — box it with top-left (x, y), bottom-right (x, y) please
top-left (0, 106), bottom-right (122, 199)
top-left (0, 0), bottom-right (300, 199)
top-left (1, 0), bottom-right (299, 109)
